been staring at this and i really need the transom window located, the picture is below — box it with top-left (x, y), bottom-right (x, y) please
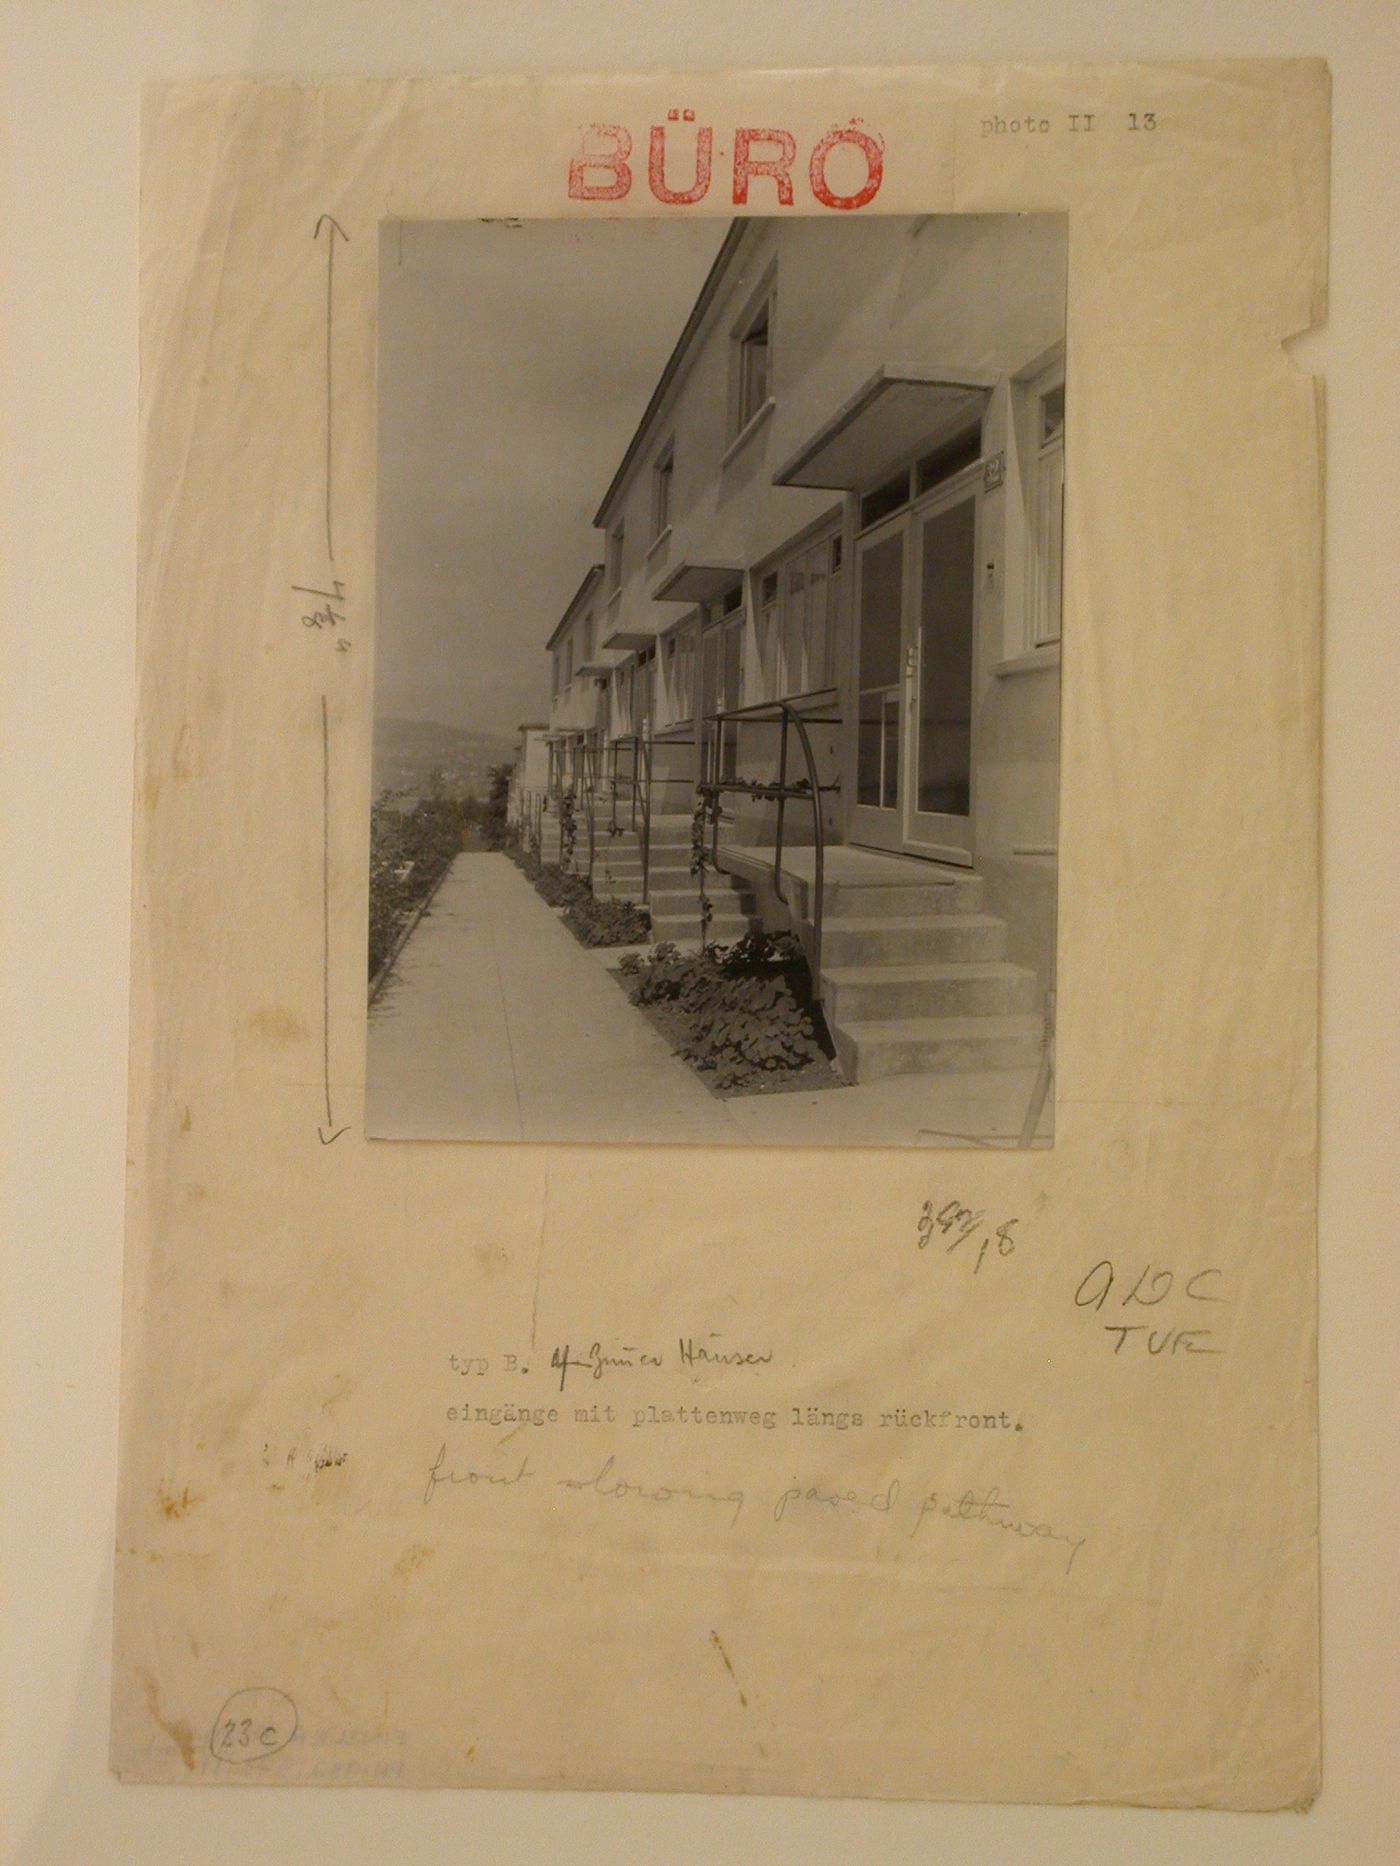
top-left (858, 422), bottom-right (983, 532)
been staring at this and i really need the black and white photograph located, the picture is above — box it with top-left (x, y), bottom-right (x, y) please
top-left (366, 213), bottom-right (1067, 1145)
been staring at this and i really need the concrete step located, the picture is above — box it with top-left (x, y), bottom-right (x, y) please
top-left (830, 1013), bottom-right (1044, 1082)
top-left (647, 881), bottom-right (755, 913)
top-left (821, 914), bottom-right (1008, 970)
top-left (603, 863), bottom-right (695, 888)
top-left (582, 814), bottom-right (692, 838)
top-left (821, 873), bottom-right (985, 918)
top-left (821, 913), bottom-right (1007, 967)
top-left (822, 960), bottom-right (1039, 1022)
top-left (649, 913), bottom-right (759, 945)
top-left (591, 881), bottom-right (648, 905)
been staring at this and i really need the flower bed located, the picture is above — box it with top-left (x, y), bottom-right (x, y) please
top-left (533, 862), bottom-right (592, 909)
top-left (617, 932), bottom-right (842, 1097)
top-left (367, 798), bottom-right (465, 982)
top-left (561, 895), bottom-right (651, 948)
top-left (508, 843), bottom-right (650, 947)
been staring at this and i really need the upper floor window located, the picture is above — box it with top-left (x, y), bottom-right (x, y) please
top-left (738, 305), bottom-right (770, 425)
top-left (729, 268), bottom-right (776, 444)
top-left (580, 609), bottom-right (594, 662)
top-left (605, 521), bottom-right (625, 596)
top-left (652, 441), bottom-right (674, 541)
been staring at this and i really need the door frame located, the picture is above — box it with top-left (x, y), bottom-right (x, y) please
top-left (848, 456), bottom-right (983, 866)
top-left (904, 462), bottom-right (982, 864)
top-left (848, 508), bottom-right (910, 856)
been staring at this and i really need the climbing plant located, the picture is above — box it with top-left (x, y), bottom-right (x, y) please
top-left (558, 787), bottom-right (577, 874)
top-left (690, 788), bottom-right (721, 949)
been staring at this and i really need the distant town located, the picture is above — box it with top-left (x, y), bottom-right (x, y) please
top-left (373, 715), bottom-right (517, 808)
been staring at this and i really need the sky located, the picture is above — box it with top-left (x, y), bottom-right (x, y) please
top-left (375, 218), bottom-right (729, 739)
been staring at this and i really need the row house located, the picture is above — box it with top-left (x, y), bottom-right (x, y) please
top-left (534, 213), bottom-right (1066, 1087)
top-left (506, 720), bottom-right (550, 841)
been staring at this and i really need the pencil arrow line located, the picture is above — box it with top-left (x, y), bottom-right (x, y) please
top-left (317, 692), bottom-right (350, 1146)
top-left (314, 216), bottom-right (350, 565)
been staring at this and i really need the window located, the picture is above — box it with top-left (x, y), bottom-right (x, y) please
top-left (859, 468), bottom-right (911, 532)
top-left (753, 527), bottom-right (845, 702)
top-left (613, 662), bottom-right (633, 736)
top-left (738, 306), bottom-right (769, 427)
top-left (605, 522), bottom-right (625, 595)
top-left (561, 640), bottom-right (573, 689)
top-left (661, 622), bottom-right (696, 727)
top-left (580, 610), bottom-right (594, 662)
top-left (552, 649), bottom-right (562, 698)
top-left (729, 271), bottom-right (776, 441)
top-left (755, 569), bottom-right (780, 700)
top-left (858, 425), bottom-right (982, 533)
top-left (916, 424), bottom-right (982, 495)
top-left (652, 442), bottom-right (674, 541)
top-left (1029, 369), bottom-right (1065, 646)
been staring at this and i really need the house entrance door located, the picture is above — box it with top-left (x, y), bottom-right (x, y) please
top-left (850, 471), bottom-right (979, 865)
top-left (850, 515), bottom-right (906, 854)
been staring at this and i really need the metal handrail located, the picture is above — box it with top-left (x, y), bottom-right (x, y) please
top-left (706, 687), bottom-right (840, 725)
top-left (698, 700), bottom-right (841, 997)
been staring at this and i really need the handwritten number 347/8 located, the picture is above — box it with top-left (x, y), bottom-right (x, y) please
top-left (917, 1200), bottom-right (1018, 1273)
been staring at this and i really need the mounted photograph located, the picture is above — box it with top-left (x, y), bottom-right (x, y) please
top-left (366, 213), bottom-right (1067, 1146)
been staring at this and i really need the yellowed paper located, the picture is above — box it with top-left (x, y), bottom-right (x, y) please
top-left (113, 61), bottom-right (1326, 1805)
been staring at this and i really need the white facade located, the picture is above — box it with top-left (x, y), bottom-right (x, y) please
top-left (540, 214), bottom-right (1066, 999)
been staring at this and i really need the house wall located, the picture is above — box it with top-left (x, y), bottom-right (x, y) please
top-left (606, 216), bottom-right (1064, 634)
top-left (519, 729), bottom-right (550, 795)
top-left (584, 215), bottom-right (1065, 992)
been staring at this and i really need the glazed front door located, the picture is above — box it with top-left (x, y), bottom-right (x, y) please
top-left (907, 481), bottom-right (977, 861)
top-left (850, 516), bottom-right (906, 854)
top-left (851, 475), bottom-right (979, 865)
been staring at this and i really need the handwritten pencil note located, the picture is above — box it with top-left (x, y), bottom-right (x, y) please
top-left (113, 61), bottom-right (1324, 1809)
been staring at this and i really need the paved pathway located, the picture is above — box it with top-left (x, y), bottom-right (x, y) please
top-left (366, 852), bottom-right (1046, 1147)
top-left (366, 854), bottom-right (743, 1142)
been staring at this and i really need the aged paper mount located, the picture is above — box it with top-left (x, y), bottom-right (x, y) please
top-left (114, 62), bottom-right (1326, 1806)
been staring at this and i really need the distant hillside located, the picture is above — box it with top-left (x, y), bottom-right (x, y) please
top-left (373, 717), bottom-right (517, 803)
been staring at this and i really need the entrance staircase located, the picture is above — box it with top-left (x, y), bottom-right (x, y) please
top-left (731, 850), bottom-right (1044, 1084)
top-left (555, 798), bottom-right (1044, 1086)
top-left (590, 812), bottom-right (759, 944)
